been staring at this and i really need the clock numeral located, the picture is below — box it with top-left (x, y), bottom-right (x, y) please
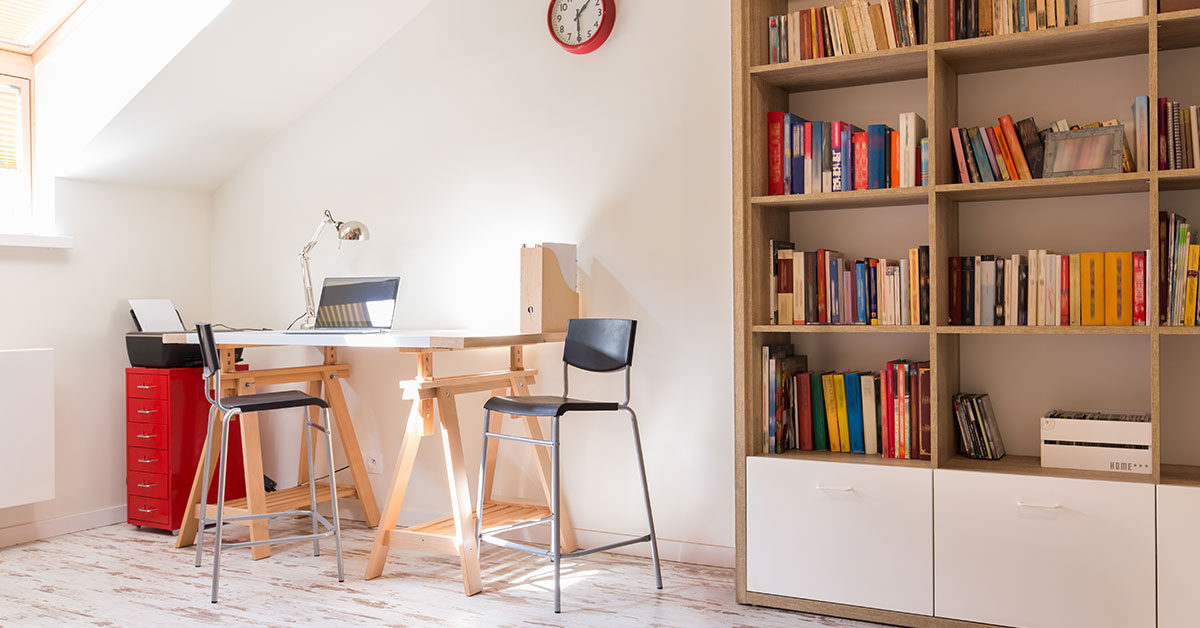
top-left (556, 14), bottom-right (562, 22)
top-left (561, 2), bottom-right (568, 9)
top-left (559, 25), bottom-right (565, 33)
top-left (587, 29), bottom-right (593, 37)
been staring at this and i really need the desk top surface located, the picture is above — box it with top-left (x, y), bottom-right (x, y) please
top-left (162, 329), bottom-right (566, 350)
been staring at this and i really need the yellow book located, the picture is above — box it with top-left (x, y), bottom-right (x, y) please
top-left (822, 373), bottom-right (842, 452)
top-left (1080, 252), bottom-right (1106, 326)
top-left (1186, 245), bottom-right (1200, 327)
top-left (908, 248), bottom-right (919, 325)
top-left (1104, 251), bottom-right (1134, 326)
top-left (833, 373), bottom-right (851, 452)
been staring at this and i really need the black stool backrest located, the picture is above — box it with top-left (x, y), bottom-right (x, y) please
top-left (196, 322), bottom-right (220, 379)
top-left (563, 318), bottom-right (636, 373)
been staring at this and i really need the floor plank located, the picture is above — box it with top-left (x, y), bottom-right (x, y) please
top-left (0, 521), bottom-right (886, 627)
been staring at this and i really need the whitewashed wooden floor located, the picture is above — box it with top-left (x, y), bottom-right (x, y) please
top-left (0, 521), bottom-right (886, 628)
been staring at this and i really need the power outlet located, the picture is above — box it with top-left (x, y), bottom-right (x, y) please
top-left (366, 454), bottom-right (383, 474)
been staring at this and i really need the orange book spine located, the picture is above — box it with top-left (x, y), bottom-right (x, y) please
top-left (1000, 115), bottom-right (1032, 179)
top-left (890, 130), bottom-right (900, 188)
top-left (994, 125), bottom-right (1020, 180)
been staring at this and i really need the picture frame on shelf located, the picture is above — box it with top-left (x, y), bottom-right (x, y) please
top-left (1042, 126), bottom-right (1125, 177)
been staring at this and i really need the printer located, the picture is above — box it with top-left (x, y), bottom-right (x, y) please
top-left (125, 299), bottom-right (240, 368)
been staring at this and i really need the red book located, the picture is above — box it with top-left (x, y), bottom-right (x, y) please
top-left (768, 111), bottom-right (784, 195)
top-left (895, 362), bottom-right (906, 459)
top-left (1133, 250), bottom-right (1147, 325)
top-left (951, 127), bottom-right (969, 183)
top-left (1060, 255), bottom-right (1070, 325)
top-left (949, 256), bottom-right (963, 325)
top-left (816, 8), bottom-right (826, 59)
top-left (816, 249), bottom-right (828, 323)
top-left (949, 0), bottom-right (956, 41)
top-left (890, 130), bottom-right (900, 188)
top-left (881, 365), bottom-right (892, 458)
top-left (800, 11), bottom-right (810, 61)
top-left (853, 131), bottom-right (869, 190)
top-left (1160, 97), bottom-right (1170, 171)
top-left (797, 372), bottom-right (814, 450)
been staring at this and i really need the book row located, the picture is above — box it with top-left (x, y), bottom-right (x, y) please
top-left (1160, 98), bottom-right (1200, 171)
top-left (762, 346), bottom-right (932, 460)
top-left (953, 393), bottom-right (1006, 460)
top-left (767, 0), bottom-right (926, 65)
top-left (771, 242), bottom-right (931, 326)
top-left (768, 112), bottom-right (928, 195)
top-left (1160, 212), bottom-right (1200, 326)
top-left (948, 251), bottom-right (1148, 326)
top-left (949, 0), bottom-right (1077, 41)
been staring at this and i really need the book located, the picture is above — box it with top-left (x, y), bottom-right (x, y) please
top-left (917, 363), bottom-right (932, 460)
top-left (778, 249), bottom-right (794, 325)
top-left (867, 124), bottom-right (891, 189)
top-left (1134, 96), bottom-right (1149, 172)
top-left (1186, 244), bottom-right (1199, 327)
top-left (951, 126), bottom-right (970, 182)
top-left (985, 126), bottom-right (1010, 180)
top-left (1069, 252), bottom-right (1081, 325)
top-left (890, 129), bottom-right (900, 187)
top-left (853, 131), bottom-right (869, 190)
top-left (861, 373), bottom-right (878, 455)
top-left (979, 126), bottom-right (1002, 181)
top-left (844, 372), bottom-right (865, 453)
top-left (1081, 252), bottom-right (1106, 325)
top-left (918, 245), bottom-right (930, 325)
top-left (920, 137), bottom-right (930, 186)
top-left (1000, 115), bottom-right (1033, 179)
top-left (821, 373), bottom-right (841, 451)
top-left (1133, 250), bottom-right (1146, 325)
top-left (980, 257), bottom-right (996, 325)
top-left (1015, 117), bottom-right (1045, 178)
top-left (791, 116), bottom-right (807, 194)
top-left (969, 127), bottom-right (995, 182)
top-left (949, 256), bottom-right (963, 325)
top-left (964, 256), bottom-right (976, 325)
top-left (768, 111), bottom-right (785, 195)
top-left (1160, 97), bottom-right (1170, 171)
top-left (833, 373), bottom-right (851, 451)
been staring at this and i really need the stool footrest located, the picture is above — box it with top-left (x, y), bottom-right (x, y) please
top-left (201, 511), bottom-right (337, 550)
top-left (483, 514), bottom-right (554, 537)
top-left (484, 431), bottom-right (552, 446)
top-left (222, 529), bottom-right (336, 550)
top-left (479, 535), bottom-right (553, 557)
top-left (561, 534), bottom-right (652, 558)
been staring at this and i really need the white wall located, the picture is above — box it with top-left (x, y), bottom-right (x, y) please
top-left (211, 1), bottom-right (735, 564)
top-left (0, 178), bottom-right (212, 542)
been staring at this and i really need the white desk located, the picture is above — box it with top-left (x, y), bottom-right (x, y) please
top-left (166, 329), bottom-right (571, 595)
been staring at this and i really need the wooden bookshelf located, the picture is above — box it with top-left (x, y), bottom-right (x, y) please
top-left (733, 2), bottom-right (1200, 626)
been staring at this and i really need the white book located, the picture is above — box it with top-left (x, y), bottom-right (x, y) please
top-left (859, 1), bottom-right (878, 52)
top-left (974, 255), bottom-right (982, 326)
top-left (981, 260), bottom-right (996, 325)
top-left (900, 257), bottom-right (911, 326)
top-left (1055, 119), bottom-right (1070, 132)
top-left (861, 373), bottom-right (878, 455)
top-left (877, 259), bottom-right (889, 325)
top-left (1034, 249), bottom-right (1044, 326)
top-left (829, 7), bottom-right (844, 57)
top-left (882, 0), bottom-right (899, 49)
top-left (882, 262), bottom-right (894, 325)
top-left (910, 114), bottom-right (926, 187)
top-left (899, 113), bottom-right (910, 189)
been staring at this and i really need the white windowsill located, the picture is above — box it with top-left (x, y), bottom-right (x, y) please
top-left (0, 233), bottom-right (74, 249)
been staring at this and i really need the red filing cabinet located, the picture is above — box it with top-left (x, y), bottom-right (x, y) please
top-left (125, 367), bottom-right (247, 531)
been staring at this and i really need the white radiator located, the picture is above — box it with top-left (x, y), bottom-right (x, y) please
top-left (0, 348), bottom-right (54, 509)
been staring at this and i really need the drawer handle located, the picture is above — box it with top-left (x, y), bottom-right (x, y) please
top-left (136, 384), bottom-right (156, 390)
top-left (136, 409), bottom-right (157, 414)
top-left (816, 484), bottom-right (854, 492)
top-left (137, 507), bottom-right (156, 513)
top-left (1017, 500), bottom-right (1062, 510)
top-left (136, 458), bottom-right (157, 464)
top-left (135, 433), bottom-right (154, 439)
top-left (136, 483), bottom-right (156, 488)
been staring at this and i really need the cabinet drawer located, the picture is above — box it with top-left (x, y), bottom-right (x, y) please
top-left (746, 456), bottom-right (932, 615)
top-left (126, 397), bottom-right (168, 425)
top-left (126, 373), bottom-right (167, 400)
top-left (127, 495), bottom-right (169, 526)
top-left (127, 470), bottom-right (168, 500)
top-left (934, 469), bottom-right (1154, 628)
top-left (1157, 484), bottom-right (1200, 628)
top-left (126, 447), bottom-right (168, 474)
top-left (126, 422), bottom-right (168, 450)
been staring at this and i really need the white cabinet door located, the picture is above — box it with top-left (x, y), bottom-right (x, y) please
top-left (746, 456), bottom-right (933, 615)
top-left (1158, 484), bottom-right (1200, 628)
top-left (934, 470), bottom-right (1155, 628)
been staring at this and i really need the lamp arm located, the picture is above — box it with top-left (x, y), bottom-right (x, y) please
top-left (298, 211), bottom-right (337, 328)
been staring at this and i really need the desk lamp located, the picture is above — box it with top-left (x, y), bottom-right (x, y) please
top-left (298, 210), bottom-right (370, 329)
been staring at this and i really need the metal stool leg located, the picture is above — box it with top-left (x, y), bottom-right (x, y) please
top-left (626, 406), bottom-right (662, 589)
top-left (323, 407), bottom-right (344, 583)
top-left (195, 404), bottom-right (217, 567)
top-left (551, 414), bottom-right (561, 614)
top-left (306, 408), bottom-right (320, 557)
top-left (476, 409), bottom-right (492, 546)
top-left (211, 409), bottom-right (237, 603)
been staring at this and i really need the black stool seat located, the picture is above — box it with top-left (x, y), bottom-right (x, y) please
top-left (219, 390), bottom-right (329, 413)
top-left (484, 395), bottom-right (618, 417)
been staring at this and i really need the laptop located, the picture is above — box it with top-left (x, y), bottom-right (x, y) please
top-left (284, 276), bottom-right (401, 334)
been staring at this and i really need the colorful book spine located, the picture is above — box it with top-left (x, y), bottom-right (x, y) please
top-left (768, 111), bottom-right (785, 195)
top-left (868, 124), bottom-right (890, 189)
top-left (1133, 250), bottom-right (1146, 325)
top-left (845, 372), bottom-right (865, 453)
top-left (920, 137), bottom-right (929, 185)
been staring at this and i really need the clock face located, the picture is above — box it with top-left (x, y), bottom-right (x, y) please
top-left (549, 0), bottom-right (605, 48)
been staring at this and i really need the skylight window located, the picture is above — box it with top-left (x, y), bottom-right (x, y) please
top-left (0, 0), bottom-right (83, 50)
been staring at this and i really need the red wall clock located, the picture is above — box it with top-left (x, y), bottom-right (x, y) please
top-left (547, 0), bottom-right (616, 54)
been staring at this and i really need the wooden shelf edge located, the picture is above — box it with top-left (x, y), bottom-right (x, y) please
top-left (1160, 464), bottom-right (1200, 487)
top-left (1157, 168), bottom-right (1200, 190)
top-left (937, 325), bottom-right (1150, 334)
top-left (751, 450), bottom-right (933, 469)
top-left (741, 591), bottom-right (994, 628)
top-left (751, 188), bottom-right (929, 211)
top-left (934, 172), bottom-right (1150, 201)
top-left (932, 16), bottom-right (1151, 74)
top-left (939, 454), bottom-right (1156, 484)
top-left (749, 45), bottom-right (928, 92)
top-left (752, 324), bottom-right (931, 333)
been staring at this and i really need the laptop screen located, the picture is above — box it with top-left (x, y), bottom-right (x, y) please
top-left (314, 277), bottom-right (401, 329)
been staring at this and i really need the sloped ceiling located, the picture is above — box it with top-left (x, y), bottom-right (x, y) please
top-left (60, 0), bottom-right (434, 191)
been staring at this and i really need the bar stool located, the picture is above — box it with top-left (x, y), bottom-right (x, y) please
top-left (475, 318), bottom-right (662, 613)
top-left (192, 323), bottom-right (344, 603)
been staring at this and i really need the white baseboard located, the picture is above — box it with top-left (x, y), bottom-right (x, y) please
top-left (0, 505), bottom-right (126, 549)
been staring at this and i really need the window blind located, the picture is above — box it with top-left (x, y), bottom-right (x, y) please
top-left (0, 0), bottom-right (73, 47)
top-left (0, 83), bottom-right (19, 171)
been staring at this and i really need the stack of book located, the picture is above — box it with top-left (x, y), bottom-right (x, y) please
top-left (947, 250), bottom-right (1148, 326)
top-left (1159, 212), bottom-right (1200, 326)
top-left (771, 241), bottom-right (930, 325)
top-left (769, 112), bottom-right (928, 195)
top-left (1159, 98), bottom-right (1200, 171)
top-left (949, 0), bottom-right (1078, 40)
top-left (767, 0), bottom-right (925, 64)
top-left (761, 346), bottom-right (931, 460)
top-left (953, 393), bottom-right (1006, 460)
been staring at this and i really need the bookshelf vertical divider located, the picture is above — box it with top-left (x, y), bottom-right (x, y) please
top-left (732, 0), bottom-right (1197, 624)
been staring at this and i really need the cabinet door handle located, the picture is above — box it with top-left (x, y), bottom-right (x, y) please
top-left (815, 484), bottom-right (854, 492)
top-left (136, 483), bottom-right (156, 488)
top-left (136, 384), bottom-right (156, 389)
top-left (136, 458), bottom-right (157, 464)
top-left (137, 507), bottom-right (156, 513)
top-left (135, 433), bottom-right (154, 439)
top-left (136, 409), bottom-right (157, 414)
top-left (1017, 500), bottom-right (1061, 510)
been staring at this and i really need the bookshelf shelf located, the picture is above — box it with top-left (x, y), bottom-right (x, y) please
top-left (1156, 326), bottom-right (1200, 335)
top-left (1160, 464), bottom-right (1200, 486)
top-left (934, 172), bottom-right (1150, 201)
top-left (756, 449), bottom-right (933, 468)
top-left (940, 454), bottom-right (1157, 484)
top-left (749, 45), bottom-right (928, 92)
top-left (932, 16), bottom-right (1150, 74)
top-left (1157, 8), bottom-right (1200, 50)
top-left (1157, 169), bottom-right (1200, 191)
top-left (751, 187), bottom-right (928, 211)
top-left (937, 325), bottom-right (1152, 334)
top-left (751, 324), bottom-right (930, 333)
